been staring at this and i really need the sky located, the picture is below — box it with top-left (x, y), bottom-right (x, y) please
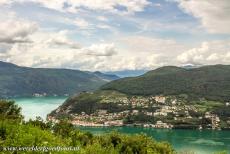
top-left (0, 0), bottom-right (230, 72)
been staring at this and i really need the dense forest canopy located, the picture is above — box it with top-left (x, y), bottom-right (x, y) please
top-left (101, 65), bottom-right (230, 102)
top-left (0, 61), bottom-right (119, 98)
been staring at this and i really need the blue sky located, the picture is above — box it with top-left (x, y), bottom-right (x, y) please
top-left (0, 0), bottom-right (230, 71)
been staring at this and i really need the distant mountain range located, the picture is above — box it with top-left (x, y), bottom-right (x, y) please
top-left (105, 64), bottom-right (201, 78)
top-left (105, 70), bottom-right (148, 78)
top-left (0, 61), bottom-right (119, 98)
top-left (101, 65), bottom-right (230, 101)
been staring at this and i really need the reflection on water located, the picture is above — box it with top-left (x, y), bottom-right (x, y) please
top-left (191, 139), bottom-right (224, 146)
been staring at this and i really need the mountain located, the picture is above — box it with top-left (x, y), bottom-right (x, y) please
top-left (92, 71), bottom-right (120, 81)
top-left (101, 65), bottom-right (230, 101)
top-left (49, 65), bottom-right (230, 129)
top-left (105, 70), bottom-right (148, 78)
top-left (0, 61), bottom-right (118, 98)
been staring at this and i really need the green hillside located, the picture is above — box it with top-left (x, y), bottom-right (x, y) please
top-left (0, 61), bottom-right (119, 98)
top-left (49, 65), bottom-right (230, 129)
top-left (0, 100), bottom-right (175, 154)
top-left (101, 65), bottom-right (230, 101)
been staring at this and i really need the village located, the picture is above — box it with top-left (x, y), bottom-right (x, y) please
top-left (48, 94), bottom-right (225, 130)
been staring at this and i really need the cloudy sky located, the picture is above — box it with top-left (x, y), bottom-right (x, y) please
top-left (0, 0), bottom-right (230, 71)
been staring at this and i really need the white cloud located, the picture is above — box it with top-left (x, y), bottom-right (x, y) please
top-left (0, 0), bottom-right (12, 5)
top-left (0, 27), bottom-right (120, 70)
top-left (177, 42), bottom-right (209, 64)
top-left (96, 24), bottom-right (112, 29)
top-left (74, 18), bottom-right (90, 29)
top-left (177, 40), bottom-right (230, 65)
top-left (0, 19), bottom-right (38, 43)
top-left (3, 27), bottom-right (230, 71)
top-left (0, 0), bottom-right (151, 14)
top-left (1, 1), bottom-right (230, 71)
top-left (175, 0), bottom-right (230, 34)
top-left (45, 30), bottom-right (81, 49)
top-left (1, 30), bottom-right (178, 71)
top-left (83, 43), bottom-right (117, 56)
top-left (97, 16), bottom-right (108, 22)
top-left (119, 36), bottom-right (185, 54)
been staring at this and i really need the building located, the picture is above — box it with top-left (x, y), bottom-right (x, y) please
top-left (154, 96), bottom-right (166, 103)
top-left (154, 121), bottom-right (173, 129)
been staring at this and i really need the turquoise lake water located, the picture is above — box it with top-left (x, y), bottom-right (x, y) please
top-left (78, 126), bottom-right (230, 154)
top-left (14, 97), bottom-right (230, 154)
top-left (14, 96), bottom-right (67, 120)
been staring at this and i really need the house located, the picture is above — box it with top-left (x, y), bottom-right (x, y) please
top-left (97, 110), bottom-right (107, 115)
top-left (171, 99), bottom-right (177, 105)
top-left (154, 121), bottom-right (173, 128)
top-left (154, 111), bottom-right (167, 116)
top-left (104, 120), bottom-right (123, 126)
top-left (154, 96), bottom-right (166, 103)
top-left (132, 110), bottom-right (139, 115)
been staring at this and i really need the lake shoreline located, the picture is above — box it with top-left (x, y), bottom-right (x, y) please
top-left (76, 125), bottom-right (230, 154)
top-left (75, 125), bottom-right (230, 131)
top-left (12, 97), bottom-right (230, 154)
top-left (48, 115), bottom-right (229, 130)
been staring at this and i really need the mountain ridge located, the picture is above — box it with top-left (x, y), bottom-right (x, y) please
top-left (0, 61), bottom-right (119, 98)
top-left (101, 64), bottom-right (230, 101)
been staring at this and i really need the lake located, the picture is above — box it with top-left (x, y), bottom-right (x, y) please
top-left (78, 126), bottom-right (230, 154)
top-left (14, 96), bottom-right (67, 120)
top-left (14, 97), bottom-right (230, 154)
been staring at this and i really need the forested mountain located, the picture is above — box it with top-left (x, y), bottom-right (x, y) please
top-left (49, 65), bottom-right (230, 129)
top-left (101, 65), bottom-right (230, 101)
top-left (0, 61), bottom-right (119, 98)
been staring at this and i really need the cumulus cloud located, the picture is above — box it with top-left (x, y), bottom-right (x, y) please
top-left (0, 27), bottom-right (120, 70)
top-left (177, 40), bottom-right (230, 65)
top-left (0, 19), bottom-right (38, 44)
top-left (175, 0), bottom-right (230, 34)
top-left (83, 43), bottom-right (117, 57)
top-left (2, 0), bottom-right (230, 71)
top-left (177, 42), bottom-right (209, 64)
top-left (45, 30), bottom-right (81, 49)
top-left (119, 36), bottom-right (185, 54)
top-left (0, 31), bottom-right (173, 71)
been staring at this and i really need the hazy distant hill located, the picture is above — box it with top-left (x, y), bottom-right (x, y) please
top-left (101, 65), bottom-right (230, 101)
top-left (0, 61), bottom-right (119, 98)
top-left (91, 71), bottom-right (120, 81)
top-left (105, 70), bottom-right (148, 78)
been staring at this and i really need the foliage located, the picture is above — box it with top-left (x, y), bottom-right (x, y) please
top-left (0, 100), bottom-right (175, 154)
top-left (0, 61), bottom-right (119, 98)
top-left (25, 116), bottom-right (52, 130)
top-left (101, 65), bottom-right (230, 102)
top-left (0, 100), bottom-right (22, 120)
top-left (124, 113), bottom-right (155, 124)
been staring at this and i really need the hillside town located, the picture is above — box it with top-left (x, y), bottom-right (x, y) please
top-left (48, 94), bottom-right (228, 130)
